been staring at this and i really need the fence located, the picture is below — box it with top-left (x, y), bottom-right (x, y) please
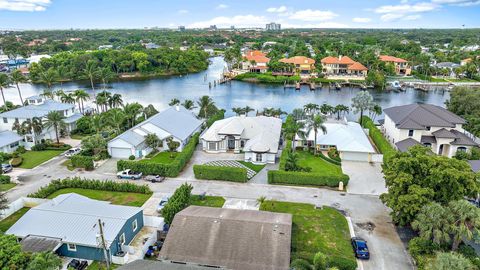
top-left (0, 197), bottom-right (50, 220)
top-left (143, 215), bottom-right (164, 228)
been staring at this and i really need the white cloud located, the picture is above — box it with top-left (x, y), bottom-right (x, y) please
top-left (432, 0), bottom-right (480, 6)
top-left (266, 5), bottom-right (287, 13)
top-left (216, 4), bottom-right (228, 9)
top-left (375, 2), bottom-right (438, 21)
top-left (288, 9), bottom-right (338, 22)
top-left (188, 14), bottom-right (268, 28)
top-left (284, 22), bottom-right (348, 28)
top-left (403, 14), bottom-right (422, 20)
top-left (352, 17), bottom-right (371, 23)
top-left (177, 9), bottom-right (189, 14)
top-left (0, 0), bottom-right (51, 12)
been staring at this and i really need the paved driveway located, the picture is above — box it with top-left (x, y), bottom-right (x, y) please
top-left (342, 161), bottom-right (388, 196)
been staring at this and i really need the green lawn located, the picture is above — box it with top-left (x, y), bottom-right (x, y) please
top-left (141, 151), bottom-right (177, 164)
top-left (296, 151), bottom-right (343, 175)
top-left (0, 183), bottom-right (16, 191)
top-left (0, 207), bottom-right (30, 232)
top-left (61, 159), bottom-right (75, 171)
top-left (238, 161), bottom-right (266, 173)
top-left (260, 201), bottom-right (356, 266)
top-left (70, 134), bottom-right (88, 140)
top-left (190, 195), bottom-right (225, 208)
top-left (46, 188), bottom-right (151, 207)
top-left (87, 262), bottom-right (118, 270)
top-left (18, 150), bottom-right (64, 169)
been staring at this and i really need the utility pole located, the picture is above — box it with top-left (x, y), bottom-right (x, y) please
top-left (98, 219), bottom-right (110, 270)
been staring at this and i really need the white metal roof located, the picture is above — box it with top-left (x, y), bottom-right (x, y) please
top-left (0, 130), bottom-right (23, 147)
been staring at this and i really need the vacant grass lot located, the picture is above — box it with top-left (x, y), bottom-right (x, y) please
top-left (0, 183), bottom-right (16, 191)
top-left (190, 195), bottom-right (225, 208)
top-left (238, 161), bottom-right (266, 173)
top-left (296, 151), bottom-right (343, 175)
top-left (0, 207), bottom-right (30, 232)
top-left (141, 152), bottom-right (178, 164)
top-left (260, 201), bottom-right (356, 266)
top-left (19, 150), bottom-right (64, 169)
top-left (47, 188), bottom-right (151, 207)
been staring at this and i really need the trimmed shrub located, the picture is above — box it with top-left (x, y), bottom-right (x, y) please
top-left (162, 183), bottom-right (193, 224)
top-left (44, 143), bottom-right (71, 151)
top-left (268, 170), bottom-right (349, 187)
top-left (15, 146), bottom-right (27, 154)
top-left (129, 155), bottom-right (135, 160)
top-left (318, 152), bottom-right (342, 166)
top-left (327, 147), bottom-right (341, 162)
top-left (193, 165), bottom-right (248, 183)
top-left (31, 143), bottom-right (47, 151)
top-left (0, 175), bottom-right (11, 184)
top-left (279, 139), bottom-right (292, 170)
top-left (28, 178), bottom-right (152, 198)
top-left (362, 116), bottom-right (396, 161)
top-left (10, 157), bottom-right (23, 167)
top-left (70, 155), bottom-right (94, 170)
top-left (326, 256), bottom-right (357, 270)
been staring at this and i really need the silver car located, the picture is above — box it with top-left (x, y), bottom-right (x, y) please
top-left (157, 196), bottom-right (169, 213)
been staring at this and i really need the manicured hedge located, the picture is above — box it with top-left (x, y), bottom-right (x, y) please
top-left (268, 170), bottom-right (349, 187)
top-left (318, 152), bottom-right (342, 166)
top-left (0, 175), bottom-right (11, 184)
top-left (117, 133), bottom-right (199, 177)
top-left (193, 165), bottom-right (248, 183)
top-left (70, 155), bottom-right (94, 170)
top-left (279, 139), bottom-right (292, 170)
top-left (28, 178), bottom-right (152, 198)
top-left (10, 157), bottom-right (23, 167)
top-left (362, 116), bottom-right (396, 161)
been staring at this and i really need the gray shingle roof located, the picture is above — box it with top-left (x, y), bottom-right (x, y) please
top-left (0, 130), bottom-right (23, 147)
top-left (450, 130), bottom-right (478, 146)
top-left (468, 160), bottom-right (480, 173)
top-left (384, 104), bottom-right (465, 130)
top-left (159, 206), bottom-right (292, 270)
top-left (395, 138), bottom-right (421, 152)
top-left (432, 128), bottom-right (457, 138)
top-left (6, 193), bottom-right (142, 248)
top-left (420, 136), bottom-right (436, 144)
top-left (118, 260), bottom-right (220, 270)
top-left (0, 100), bottom-right (74, 119)
top-left (20, 236), bottom-right (62, 253)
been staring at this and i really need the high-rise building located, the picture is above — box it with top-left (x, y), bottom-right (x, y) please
top-left (266, 22), bottom-right (281, 31)
top-left (209, 25), bottom-right (218, 31)
top-left (178, 26), bottom-right (186, 31)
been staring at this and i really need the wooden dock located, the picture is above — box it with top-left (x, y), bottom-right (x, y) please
top-left (284, 81), bottom-right (318, 90)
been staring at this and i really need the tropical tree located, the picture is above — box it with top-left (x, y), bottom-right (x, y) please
top-left (145, 133), bottom-right (161, 149)
top-left (0, 74), bottom-right (11, 112)
top-left (10, 69), bottom-right (26, 106)
top-left (369, 104), bottom-right (382, 121)
top-left (0, 234), bottom-right (29, 269)
top-left (447, 200), bottom-right (480, 251)
top-left (285, 151), bottom-right (302, 172)
top-left (26, 252), bottom-right (62, 270)
top-left (43, 111), bottom-right (65, 144)
top-left (62, 93), bottom-right (76, 104)
top-left (284, 118), bottom-right (306, 151)
top-left (426, 252), bottom-right (473, 270)
top-left (166, 137), bottom-right (180, 158)
top-left (244, 106), bottom-right (254, 116)
top-left (108, 93), bottom-right (123, 108)
top-left (197, 95), bottom-right (215, 119)
top-left (55, 89), bottom-right (65, 101)
top-left (108, 109), bottom-right (126, 131)
top-left (181, 99), bottom-right (196, 110)
top-left (56, 65), bottom-right (69, 87)
top-left (319, 103), bottom-right (334, 116)
top-left (39, 68), bottom-right (57, 90)
top-left (291, 108), bottom-right (306, 121)
top-left (81, 134), bottom-right (107, 156)
top-left (41, 89), bottom-right (55, 100)
top-left (232, 107), bottom-right (245, 116)
top-left (91, 115), bottom-right (104, 133)
top-left (99, 67), bottom-right (115, 90)
top-left (169, 98), bottom-right (180, 106)
top-left (96, 91), bottom-right (111, 112)
top-left (83, 60), bottom-right (99, 112)
top-left (351, 90), bottom-right (375, 126)
top-left (74, 89), bottom-right (89, 114)
top-left (123, 102), bottom-right (143, 127)
top-left (303, 103), bottom-right (319, 115)
top-left (411, 202), bottom-right (451, 245)
top-left (334, 104), bottom-right (349, 120)
top-left (306, 114), bottom-right (327, 155)
top-left (143, 104), bottom-right (158, 118)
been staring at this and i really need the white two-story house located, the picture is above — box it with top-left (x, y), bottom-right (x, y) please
top-left (0, 96), bottom-right (82, 149)
top-left (382, 104), bottom-right (478, 157)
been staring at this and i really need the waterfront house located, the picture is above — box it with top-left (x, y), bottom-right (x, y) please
top-left (382, 104), bottom-right (478, 157)
top-left (0, 130), bottom-right (24, 153)
top-left (320, 56), bottom-right (368, 78)
top-left (201, 115), bottom-right (282, 164)
top-left (108, 106), bottom-right (203, 159)
top-left (0, 96), bottom-right (82, 149)
top-left (379, 55), bottom-right (412, 76)
top-left (242, 50), bottom-right (270, 73)
top-left (279, 56), bottom-right (316, 75)
top-left (6, 193), bottom-right (144, 261)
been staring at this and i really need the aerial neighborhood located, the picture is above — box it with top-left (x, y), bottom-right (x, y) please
top-left (0, 3), bottom-right (480, 270)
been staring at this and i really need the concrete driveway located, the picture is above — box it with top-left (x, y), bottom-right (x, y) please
top-left (342, 161), bottom-right (388, 196)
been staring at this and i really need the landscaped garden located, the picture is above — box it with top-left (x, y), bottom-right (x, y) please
top-left (18, 150), bottom-right (64, 169)
top-left (238, 161), bottom-right (266, 173)
top-left (0, 207), bottom-right (30, 232)
top-left (260, 201), bottom-right (357, 269)
top-left (190, 195), bottom-right (225, 208)
top-left (296, 150), bottom-right (343, 175)
top-left (46, 188), bottom-right (151, 207)
top-left (140, 151), bottom-right (178, 164)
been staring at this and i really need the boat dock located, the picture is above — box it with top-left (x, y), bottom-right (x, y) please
top-left (284, 80), bottom-right (318, 90)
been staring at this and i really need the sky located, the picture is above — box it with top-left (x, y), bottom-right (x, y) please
top-left (0, 0), bottom-right (479, 30)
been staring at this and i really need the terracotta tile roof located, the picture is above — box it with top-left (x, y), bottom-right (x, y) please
top-left (379, 55), bottom-right (407, 63)
top-left (279, 56), bottom-right (315, 65)
top-left (244, 50), bottom-right (270, 63)
top-left (321, 56), bottom-right (355, 65)
top-left (245, 50), bottom-right (265, 57)
top-left (348, 62), bottom-right (368, 71)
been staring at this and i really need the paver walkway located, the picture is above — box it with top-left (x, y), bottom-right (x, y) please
top-left (204, 160), bottom-right (256, 179)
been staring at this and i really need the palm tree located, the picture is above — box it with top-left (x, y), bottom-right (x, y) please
top-left (334, 104), bottom-right (349, 120)
top-left (303, 103), bottom-right (319, 115)
top-left (74, 89), bottom-right (89, 114)
top-left (370, 104), bottom-right (382, 122)
top-left (96, 91), bottom-right (112, 112)
top-left (43, 111), bottom-right (65, 144)
top-left (285, 120), bottom-right (306, 151)
top-left (91, 114), bottom-right (103, 133)
top-left (306, 114), bottom-right (327, 155)
top-left (232, 107), bottom-right (245, 116)
top-left (56, 65), bottom-right (69, 87)
top-left (83, 60), bottom-right (99, 112)
top-left (143, 104), bottom-right (158, 119)
top-left (291, 108), bottom-right (306, 121)
top-left (10, 69), bottom-right (26, 106)
top-left (55, 89), bottom-right (65, 101)
top-left (108, 93), bottom-right (123, 108)
top-left (244, 106), bottom-right (254, 116)
top-left (123, 102), bottom-right (143, 128)
top-left (169, 98), bottom-right (180, 106)
top-left (447, 200), bottom-right (480, 251)
top-left (41, 89), bottom-right (55, 100)
top-left (0, 73), bottom-right (11, 112)
top-left (412, 202), bottom-right (451, 245)
top-left (181, 99), bottom-right (196, 110)
top-left (30, 117), bottom-right (43, 137)
top-left (109, 109), bottom-right (126, 131)
top-left (63, 93), bottom-right (76, 104)
top-left (99, 67), bottom-right (115, 90)
top-left (197, 95), bottom-right (214, 119)
top-left (320, 103), bottom-right (334, 116)
top-left (39, 68), bottom-right (57, 91)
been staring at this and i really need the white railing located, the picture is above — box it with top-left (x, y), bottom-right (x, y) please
top-left (143, 215), bottom-right (164, 228)
top-left (371, 154), bottom-right (384, 163)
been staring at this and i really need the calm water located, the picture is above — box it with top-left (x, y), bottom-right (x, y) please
top-left (6, 57), bottom-right (449, 119)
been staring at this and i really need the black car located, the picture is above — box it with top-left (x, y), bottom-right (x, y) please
top-left (351, 237), bottom-right (370, 259)
top-left (67, 259), bottom-right (88, 270)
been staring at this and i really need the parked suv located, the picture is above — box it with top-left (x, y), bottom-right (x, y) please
top-left (351, 237), bottom-right (370, 259)
top-left (1, 164), bottom-right (12, 173)
top-left (117, 169), bottom-right (143, 180)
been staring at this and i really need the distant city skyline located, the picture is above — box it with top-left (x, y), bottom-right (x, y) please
top-left (0, 0), bottom-right (479, 30)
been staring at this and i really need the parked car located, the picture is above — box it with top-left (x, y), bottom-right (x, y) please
top-left (1, 164), bottom-right (12, 173)
top-left (65, 147), bottom-right (81, 157)
top-left (145, 175), bottom-right (165, 183)
top-left (351, 237), bottom-right (370, 259)
top-left (67, 259), bottom-right (88, 270)
top-left (117, 169), bottom-right (143, 180)
top-left (157, 196), bottom-right (169, 213)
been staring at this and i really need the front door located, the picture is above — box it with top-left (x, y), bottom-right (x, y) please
top-left (228, 136), bottom-right (235, 150)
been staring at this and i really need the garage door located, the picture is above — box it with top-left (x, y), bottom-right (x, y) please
top-left (110, 147), bottom-right (132, 159)
top-left (341, 151), bottom-right (370, 162)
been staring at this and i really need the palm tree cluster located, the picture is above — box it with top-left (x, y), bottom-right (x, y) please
top-left (259, 107), bottom-right (286, 118)
top-left (95, 91), bottom-right (123, 113)
top-left (232, 106), bottom-right (254, 116)
top-left (12, 117), bottom-right (43, 136)
top-left (169, 98), bottom-right (197, 110)
top-left (197, 95), bottom-right (218, 119)
top-left (0, 70), bottom-right (29, 111)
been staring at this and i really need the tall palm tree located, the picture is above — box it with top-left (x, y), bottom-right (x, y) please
top-left (97, 91), bottom-right (112, 112)
top-left (0, 74), bottom-right (11, 112)
top-left (63, 93), bottom-right (76, 104)
top-left (334, 104), bottom-right (349, 120)
top-left (143, 104), bottom-right (158, 119)
top-left (39, 68), bottom-right (57, 91)
top-left (320, 103), bottom-right (334, 116)
top-left (285, 120), bottom-right (306, 151)
top-left (169, 98), bottom-right (180, 106)
top-left (232, 107), bottom-right (245, 116)
top-left (306, 114), bottom-right (327, 155)
top-left (303, 103), bottom-right (319, 115)
top-left (30, 117), bottom-right (43, 137)
top-left (181, 99), bottom-right (196, 110)
top-left (99, 67), bottom-right (115, 90)
top-left (197, 95), bottom-right (214, 119)
top-left (108, 93), bottom-right (123, 108)
top-left (109, 109), bottom-right (126, 131)
top-left (74, 89), bottom-right (89, 114)
top-left (41, 89), bottom-right (55, 100)
top-left (123, 102), bottom-right (143, 128)
top-left (55, 89), bottom-right (65, 101)
top-left (43, 111), bottom-right (65, 144)
top-left (56, 65), bottom-right (69, 87)
top-left (10, 69), bottom-right (26, 106)
top-left (447, 200), bottom-right (480, 251)
top-left (244, 106), bottom-right (254, 116)
top-left (83, 60), bottom-right (99, 113)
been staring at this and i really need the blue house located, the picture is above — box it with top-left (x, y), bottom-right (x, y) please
top-left (6, 193), bottom-right (144, 261)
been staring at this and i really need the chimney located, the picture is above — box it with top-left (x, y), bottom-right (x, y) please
top-left (175, 105), bottom-right (180, 111)
top-left (339, 55), bottom-right (342, 61)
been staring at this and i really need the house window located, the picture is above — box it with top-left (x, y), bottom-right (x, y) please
top-left (255, 153), bottom-right (262, 162)
top-left (426, 126), bottom-right (431, 131)
top-left (119, 233), bottom-right (125, 245)
top-left (3, 118), bottom-right (7, 124)
top-left (9, 142), bottom-right (19, 148)
top-left (67, 243), bottom-right (77, 251)
top-left (408, 130), bottom-right (414, 137)
top-left (132, 219), bottom-right (138, 232)
top-left (240, 140), bottom-right (245, 148)
top-left (208, 142), bottom-right (217, 151)
top-left (457, 147), bottom-right (467, 152)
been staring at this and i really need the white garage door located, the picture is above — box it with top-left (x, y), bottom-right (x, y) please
top-left (341, 151), bottom-right (370, 162)
top-left (110, 147), bottom-right (132, 159)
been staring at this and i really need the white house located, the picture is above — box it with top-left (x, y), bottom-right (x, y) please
top-left (294, 120), bottom-right (376, 162)
top-left (201, 116), bottom-right (282, 164)
top-left (0, 96), bottom-right (82, 149)
top-left (108, 106), bottom-right (203, 159)
top-left (0, 130), bottom-right (24, 153)
top-left (382, 104), bottom-right (478, 158)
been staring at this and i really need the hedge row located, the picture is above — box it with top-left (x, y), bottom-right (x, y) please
top-left (268, 170), bottom-right (349, 187)
top-left (318, 152), bottom-right (342, 166)
top-left (362, 116), bottom-right (397, 161)
top-left (279, 139), bottom-right (292, 170)
top-left (28, 178), bottom-right (152, 198)
top-left (193, 165), bottom-right (248, 183)
top-left (0, 175), bottom-right (11, 184)
top-left (70, 155), bottom-right (94, 170)
top-left (117, 133), bottom-right (199, 177)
